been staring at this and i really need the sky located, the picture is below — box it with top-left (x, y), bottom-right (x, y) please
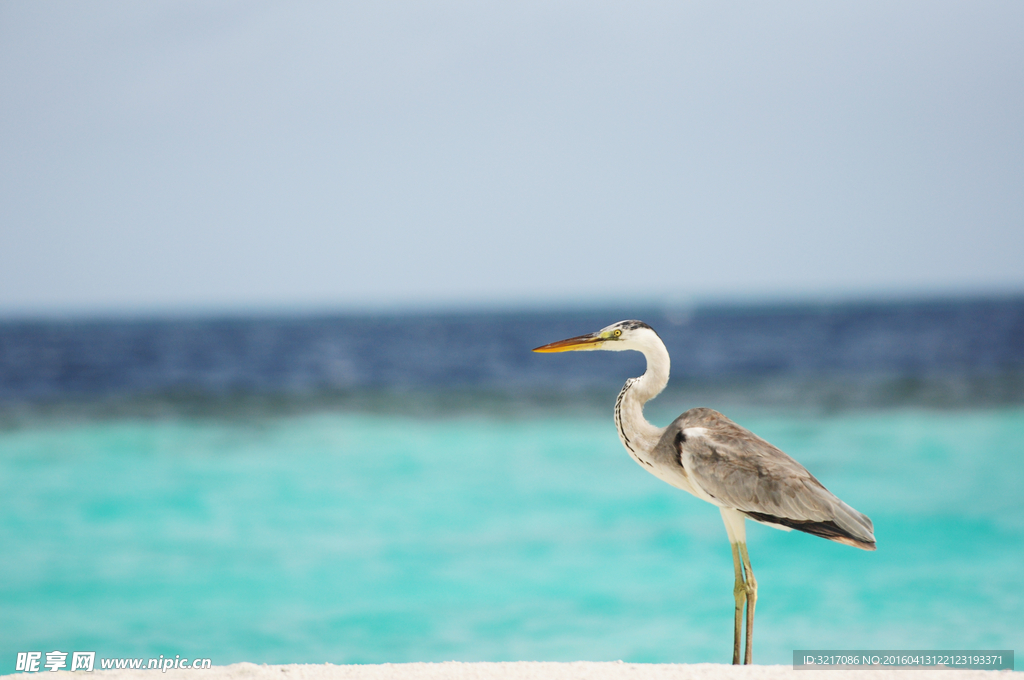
top-left (1, 1), bottom-right (1022, 315)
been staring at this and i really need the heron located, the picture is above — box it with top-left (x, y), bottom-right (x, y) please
top-left (533, 320), bottom-right (875, 665)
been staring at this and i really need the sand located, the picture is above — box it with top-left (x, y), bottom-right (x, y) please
top-left (19, 662), bottom-right (1021, 680)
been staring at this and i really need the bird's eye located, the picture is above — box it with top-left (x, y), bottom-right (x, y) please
top-left (613, 329), bottom-right (622, 337)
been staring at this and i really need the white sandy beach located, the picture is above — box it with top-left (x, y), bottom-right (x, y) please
top-left (22, 662), bottom-right (1021, 680)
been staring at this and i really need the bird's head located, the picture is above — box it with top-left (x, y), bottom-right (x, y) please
top-left (532, 320), bottom-right (662, 354)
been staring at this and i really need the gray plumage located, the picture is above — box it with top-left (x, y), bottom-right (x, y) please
top-left (657, 407), bottom-right (875, 550)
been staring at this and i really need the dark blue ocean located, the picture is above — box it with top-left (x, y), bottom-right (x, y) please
top-left (1, 298), bottom-right (1022, 669)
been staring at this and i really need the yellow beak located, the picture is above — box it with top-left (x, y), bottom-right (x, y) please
top-left (532, 333), bottom-right (605, 353)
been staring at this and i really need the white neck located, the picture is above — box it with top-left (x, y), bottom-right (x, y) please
top-left (614, 334), bottom-right (670, 457)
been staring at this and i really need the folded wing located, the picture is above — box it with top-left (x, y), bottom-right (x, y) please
top-left (671, 408), bottom-right (876, 551)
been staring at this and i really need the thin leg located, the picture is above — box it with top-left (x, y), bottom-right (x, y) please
top-left (720, 508), bottom-right (750, 666)
top-left (730, 542), bottom-right (745, 665)
top-left (739, 542), bottom-right (758, 665)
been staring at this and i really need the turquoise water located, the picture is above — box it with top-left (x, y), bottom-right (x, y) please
top-left (1, 405), bottom-right (1022, 669)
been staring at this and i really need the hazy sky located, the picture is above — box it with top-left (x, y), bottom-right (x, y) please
top-left (1, 1), bottom-right (1022, 315)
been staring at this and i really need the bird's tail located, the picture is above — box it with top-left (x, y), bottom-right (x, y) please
top-left (745, 501), bottom-right (876, 551)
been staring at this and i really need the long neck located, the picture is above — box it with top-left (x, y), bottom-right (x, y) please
top-left (614, 339), bottom-right (670, 456)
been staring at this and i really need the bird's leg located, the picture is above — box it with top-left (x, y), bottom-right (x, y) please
top-left (730, 542), bottom-right (746, 665)
top-left (739, 542), bottom-right (758, 665)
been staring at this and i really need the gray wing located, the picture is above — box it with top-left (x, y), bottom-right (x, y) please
top-left (666, 408), bottom-right (876, 550)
